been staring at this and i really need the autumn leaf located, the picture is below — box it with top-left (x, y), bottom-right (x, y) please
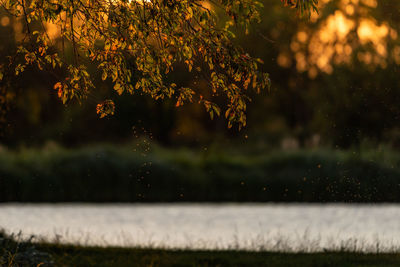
top-left (96, 100), bottom-right (115, 118)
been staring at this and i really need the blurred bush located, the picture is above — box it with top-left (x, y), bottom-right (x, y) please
top-left (1, 143), bottom-right (400, 202)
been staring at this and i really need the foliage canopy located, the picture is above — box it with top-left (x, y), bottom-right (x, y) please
top-left (0, 0), bottom-right (317, 128)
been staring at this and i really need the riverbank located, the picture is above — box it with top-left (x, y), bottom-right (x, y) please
top-left (40, 246), bottom-right (400, 267)
top-left (3, 230), bottom-right (400, 266)
top-left (7, 243), bottom-right (400, 267)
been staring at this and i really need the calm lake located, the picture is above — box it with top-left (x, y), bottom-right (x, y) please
top-left (1, 203), bottom-right (400, 252)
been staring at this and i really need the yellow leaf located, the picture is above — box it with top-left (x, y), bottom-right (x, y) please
top-left (114, 83), bottom-right (123, 95)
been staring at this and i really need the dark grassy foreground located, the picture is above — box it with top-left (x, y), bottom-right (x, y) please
top-left (11, 243), bottom-right (400, 267)
top-left (44, 245), bottom-right (400, 267)
top-left (3, 231), bottom-right (400, 266)
top-left (2, 142), bottom-right (400, 202)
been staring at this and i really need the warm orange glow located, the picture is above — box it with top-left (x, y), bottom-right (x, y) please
top-left (357, 19), bottom-right (389, 44)
top-left (284, 0), bottom-right (397, 78)
top-left (13, 21), bottom-right (23, 42)
top-left (0, 16), bottom-right (10, 27)
top-left (277, 53), bottom-right (291, 68)
top-left (345, 5), bottom-right (354, 15)
top-left (361, 0), bottom-right (377, 8)
top-left (297, 31), bottom-right (308, 43)
top-left (45, 23), bottom-right (60, 39)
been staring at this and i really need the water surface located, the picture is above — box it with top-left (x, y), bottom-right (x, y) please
top-left (1, 203), bottom-right (399, 252)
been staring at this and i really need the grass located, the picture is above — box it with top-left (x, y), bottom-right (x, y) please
top-left (3, 230), bottom-right (400, 266)
top-left (0, 231), bottom-right (53, 267)
top-left (1, 141), bottom-right (400, 202)
top-left (19, 243), bottom-right (400, 267)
